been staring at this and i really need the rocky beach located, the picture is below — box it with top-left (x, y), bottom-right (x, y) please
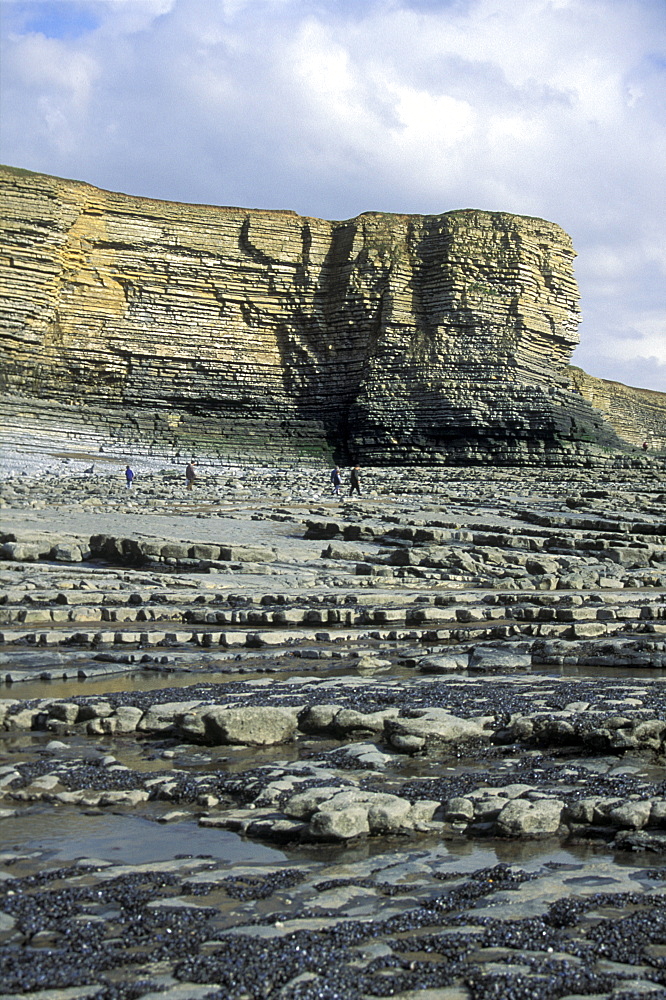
top-left (2, 161), bottom-right (666, 1000)
top-left (1, 457), bottom-right (665, 1000)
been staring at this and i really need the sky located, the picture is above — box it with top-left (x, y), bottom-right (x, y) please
top-left (1, 0), bottom-right (664, 393)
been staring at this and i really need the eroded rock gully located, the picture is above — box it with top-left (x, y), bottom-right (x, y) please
top-left (2, 164), bottom-right (665, 469)
top-left (1, 464), bottom-right (665, 999)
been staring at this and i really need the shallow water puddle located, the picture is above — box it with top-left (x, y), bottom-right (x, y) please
top-left (0, 807), bottom-right (286, 866)
top-left (0, 802), bottom-right (630, 878)
top-left (4, 657), bottom-right (665, 703)
top-left (0, 667), bottom-right (277, 702)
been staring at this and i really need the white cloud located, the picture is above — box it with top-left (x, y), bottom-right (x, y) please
top-left (0, 0), bottom-right (664, 390)
top-left (7, 32), bottom-right (99, 107)
top-left (92, 0), bottom-right (177, 36)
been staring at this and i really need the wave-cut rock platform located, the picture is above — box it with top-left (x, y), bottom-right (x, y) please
top-left (1, 463), bottom-right (665, 999)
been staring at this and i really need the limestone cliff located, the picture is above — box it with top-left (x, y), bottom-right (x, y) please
top-left (1, 164), bottom-right (663, 465)
top-left (569, 368), bottom-right (666, 452)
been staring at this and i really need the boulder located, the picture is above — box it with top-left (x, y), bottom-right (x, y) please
top-left (444, 796), bottom-right (475, 822)
top-left (52, 542), bottom-right (83, 562)
top-left (384, 708), bottom-right (487, 751)
top-left (649, 800), bottom-right (666, 826)
top-left (89, 535), bottom-right (123, 561)
top-left (322, 543), bottom-right (365, 561)
top-left (408, 799), bottom-right (441, 827)
top-left (309, 805), bottom-right (370, 840)
top-left (633, 719), bottom-right (666, 751)
top-left (188, 543), bottom-right (220, 561)
top-left (496, 798), bottom-right (564, 837)
top-left (113, 706), bottom-right (145, 733)
top-left (472, 796), bottom-right (508, 821)
top-left (289, 786), bottom-right (423, 840)
top-left (1, 541), bottom-right (49, 562)
top-left (608, 800), bottom-right (652, 830)
top-left (160, 541), bottom-right (191, 561)
top-left (304, 521), bottom-right (343, 540)
top-left (46, 702), bottom-right (80, 724)
top-left (612, 830), bottom-right (666, 852)
top-left (564, 798), bottom-right (601, 824)
top-left (199, 706), bottom-right (300, 745)
top-left (388, 732), bottom-right (425, 753)
top-left (139, 700), bottom-right (205, 733)
top-left (77, 701), bottom-right (114, 721)
top-left (297, 704), bottom-right (344, 734)
top-left (367, 794), bottom-right (413, 832)
top-left (305, 788), bottom-right (421, 840)
top-left (418, 653), bottom-right (468, 673)
top-left (333, 707), bottom-right (400, 735)
top-left (469, 646), bottom-right (532, 671)
top-left (283, 785), bottom-right (348, 820)
top-left (219, 545), bottom-right (276, 563)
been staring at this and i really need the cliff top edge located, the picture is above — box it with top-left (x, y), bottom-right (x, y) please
top-left (0, 162), bottom-right (565, 232)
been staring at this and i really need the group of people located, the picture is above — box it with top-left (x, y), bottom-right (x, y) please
top-left (124, 460), bottom-right (360, 497)
top-left (331, 464), bottom-right (361, 497)
top-left (123, 462), bottom-right (198, 490)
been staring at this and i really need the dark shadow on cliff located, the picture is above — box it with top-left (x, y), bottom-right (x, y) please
top-left (274, 219), bottom-right (387, 453)
top-left (346, 213), bottom-right (629, 465)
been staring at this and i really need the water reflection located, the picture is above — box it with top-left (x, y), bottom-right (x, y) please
top-left (0, 806), bottom-right (286, 866)
top-left (1, 803), bottom-right (623, 875)
top-left (4, 659), bottom-right (664, 704)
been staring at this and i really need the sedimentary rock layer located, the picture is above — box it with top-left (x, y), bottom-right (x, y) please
top-left (570, 367), bottom-right (666, 451)
top-left (1, 165), bottom-right (664, 463)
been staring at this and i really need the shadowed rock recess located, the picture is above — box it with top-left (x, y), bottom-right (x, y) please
top-left (2, 164), bottom-right (664, 466)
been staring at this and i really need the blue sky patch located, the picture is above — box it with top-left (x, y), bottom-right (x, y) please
top-left (19, 1), bottom-right (100, 40)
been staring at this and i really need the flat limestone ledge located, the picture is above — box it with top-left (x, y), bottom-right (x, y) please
top-left (2, 629), bottom-right (664, 671)
top-left (0, 622), bottom-right (522, 653)
top-left (0, 530), bottom-right (277, 568)
top-left (3, 687), bottom-right (665, 760)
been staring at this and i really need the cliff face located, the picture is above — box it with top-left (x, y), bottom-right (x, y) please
top-left (1, 165), bottom-right (663, 465)
top-left (569, 368), bottom-right (666, 452)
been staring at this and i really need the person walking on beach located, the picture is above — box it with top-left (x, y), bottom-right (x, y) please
top-left (125, 465), bottom-right (134, 489)
top-left (185, 461), bottom-right (197, 490)
top-left (349, 464), bottom-right (361, 497)
top-left (331, 466), bottom-right (342, 496)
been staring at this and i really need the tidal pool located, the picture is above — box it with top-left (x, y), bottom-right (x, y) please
top-left (1, 801), bottom-right (632, 875)
top-left (0, 807), bottom-right (286, 866)
top-left (4, 657), bottom-right (665, 703)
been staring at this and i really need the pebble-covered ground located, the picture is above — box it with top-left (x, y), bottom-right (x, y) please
top-left (1, 457), bottom-right (665, 999)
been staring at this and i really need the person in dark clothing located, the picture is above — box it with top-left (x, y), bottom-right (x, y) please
top-left (349, 464), bottom-right (361, 496)
top-left (331, 466), bottom-right (342, 495)
top-left (185, 461), bottom-right (197, 490)
top-left (125, 465), bottom-right (134, 489)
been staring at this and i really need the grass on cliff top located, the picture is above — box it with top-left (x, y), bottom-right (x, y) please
top-left (0, 162), bottom-right (90, 187)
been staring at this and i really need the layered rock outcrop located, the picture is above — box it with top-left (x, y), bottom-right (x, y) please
top-left (570, 367), bottom-right (666, 451)
top-left (1, 165), bottom-right (663, 464)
